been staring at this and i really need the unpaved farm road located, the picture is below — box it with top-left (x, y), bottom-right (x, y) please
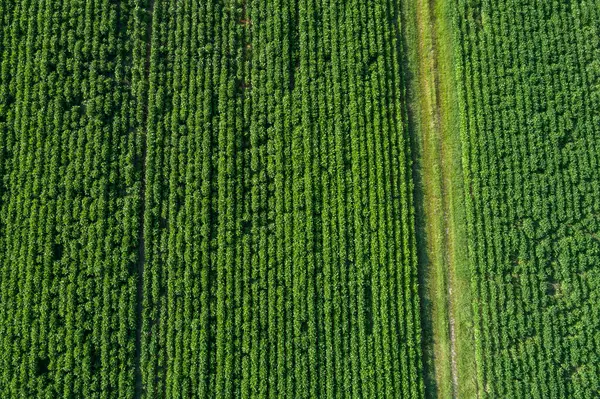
top-left (414, 0), bottom-right (459, 396)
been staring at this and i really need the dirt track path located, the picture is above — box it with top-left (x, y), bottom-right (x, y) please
top-left (414, 0), bottom-right (459, 396)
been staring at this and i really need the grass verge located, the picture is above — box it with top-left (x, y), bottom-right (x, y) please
top-left (401, 0), bottom-right (478, 397)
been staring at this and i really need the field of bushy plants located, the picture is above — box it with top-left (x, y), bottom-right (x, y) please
top-left (0, 0), bottom-right (145, 396)
top-left (140, 0), bottom-right (423, 397)
top-left (1, 0), bottom-right (599, 398)
top-left (0, 0), bottom-right (423, 397)
top-left (454, 1), bottom-right (600, 397)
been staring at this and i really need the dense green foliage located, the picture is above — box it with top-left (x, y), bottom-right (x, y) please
top-left (3, 0), bottom-right (600, 397)
top-left (141, 0), bottom-right (422, 397)
top-left (0, 0), bottom-right (145, 397)
top-left (455, 1), bottom-right (600, 397)
top-left (0, 0), bottom-right (423, 397)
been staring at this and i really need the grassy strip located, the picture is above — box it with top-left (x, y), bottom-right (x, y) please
top-left (402, 0), bottom-right (477, 397)
top-left (432, 1), bottom-right (478, 398)
top-left (416, 0), bottom-right (453, 396)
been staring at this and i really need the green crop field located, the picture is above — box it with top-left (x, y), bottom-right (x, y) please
top-left (0, 0), bottom-right (598, 398)
top-left (455, 1), bottom-right (600, 397)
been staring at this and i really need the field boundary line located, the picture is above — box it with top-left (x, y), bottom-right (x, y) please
top-left (423, 0), bottom-right (460, 394)
top-left (415, 0), bottom-right (457, 395)
top-left (408, 0), bottom-right (479, 397)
